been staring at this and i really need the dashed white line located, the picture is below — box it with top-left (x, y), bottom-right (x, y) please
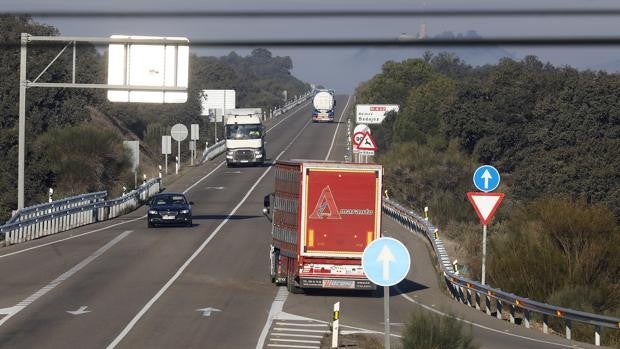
top-left (324, 95), bottom-right (352, 161)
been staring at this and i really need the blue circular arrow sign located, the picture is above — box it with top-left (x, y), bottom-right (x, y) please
top-left (362, 237), bottom-right (411, 287)
top-left (473, 165), bottom-right (500, 192)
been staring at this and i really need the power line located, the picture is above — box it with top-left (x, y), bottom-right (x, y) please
top-left (4, 9), bottom-right (620, 18)
top-left (3, 37), bottom-right (620, 48)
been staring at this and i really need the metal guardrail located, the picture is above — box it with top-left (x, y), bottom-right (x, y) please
top-left (0, 178), bottom-right (161, 246)
top-left (200, 139), bottom-right (226, 164)
top-left (271, 90), bottom-right (314, 118)
top-left (382, 197), bottom-right (620, 346)
top-left (200, 90), bottom-right (315, 164)
top-left (7, 191), bottom-right (107, 224)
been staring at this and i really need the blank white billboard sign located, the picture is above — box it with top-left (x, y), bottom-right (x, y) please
top-left (108, 35), bottom-right (189, 103)
top-left (200, 90), bottom-right (236, 116)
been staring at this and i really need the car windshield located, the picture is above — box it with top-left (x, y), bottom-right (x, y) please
top-left (153, 195), bottom-right (187, 206)
top-left (225, 124), bottom-right (262, 140)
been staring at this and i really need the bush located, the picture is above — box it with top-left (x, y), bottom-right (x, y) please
top-left (401, 310), bottom-right (478, 349)
top-left (35, 124), bottom-right (133, 196)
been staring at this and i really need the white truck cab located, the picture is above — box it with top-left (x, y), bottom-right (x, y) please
top-left (225, 113), bottom-right (265, 167)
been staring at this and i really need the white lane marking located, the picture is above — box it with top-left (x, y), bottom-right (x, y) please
top-left (107, 118), bottom-right (312, 349)
top-left (273, 328), bottom-right (328, 333)
top-left (67, 306), bottom-right (91, 315)
top-left (205, 187), bottom-right (225, 190)
top-left (272, 334), bottom-right (323, 338)
top-left (271, 339), bottom-right (321, 344)
top-left (0, 231), bottom-right (132, 327)
top-left (267, 344), bottom-right (319, 349)
top-left (266, 101), bottom-right (311, 135)
top-left (256, 287), bottom-right (289, 349)
top-left (275, 322), bottom-right (327, 327)
top-left (324, 95), bottom-right (352, 161)
top-left (195, 307), bottom-right (221, 317)
top-left (397, 289), bottom-right (578, 348)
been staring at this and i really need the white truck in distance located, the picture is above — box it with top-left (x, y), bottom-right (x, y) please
top-left (225, 112), bottom-right (265, 167)
top-left (312, 90), bottom-right (336, 122)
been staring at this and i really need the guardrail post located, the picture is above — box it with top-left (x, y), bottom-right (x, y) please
top-left (496, 300), bottom-right (503, 320)
top-left (543, 314), bottom-right (548, 333)
top-left (595, 325), bottom-right (601, 346)
top-left (523, 309), bottom-right (530, 328)
top-left (485, 295), bottom-right (492, 316)
top-left (565, 319), bottom-right (572, 340)
top-left (509, 304), bottom-right (516, 324)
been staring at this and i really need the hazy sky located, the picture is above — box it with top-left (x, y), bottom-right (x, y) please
top-left (5, 0), bottom-right (620, 92)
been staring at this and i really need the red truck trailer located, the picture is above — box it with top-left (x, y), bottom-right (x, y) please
top-left (265, 160), bottom-right (383, 293)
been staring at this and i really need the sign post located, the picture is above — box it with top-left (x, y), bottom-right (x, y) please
top-left (162, 135), bottom-right (171, 175)
top-left (362, 237), bottom-right (411, 349)
top-left (469, 165), bottom-right (502, 284)
top-left (171, 124), bottom-right (188, 174)
top-left (190, 123), bottom-right (199, 165)
top-left (467, 190), bottom-right (504, 285)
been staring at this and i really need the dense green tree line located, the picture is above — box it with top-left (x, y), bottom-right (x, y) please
top-left (356, 53), bottom-right (619, 342)
top-left (0, 15), bottom-right (310, 220)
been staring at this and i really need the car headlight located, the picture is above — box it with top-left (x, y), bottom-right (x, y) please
top-left (227, 150), bottom-right (234, 156)
top-left (180, 209), bottom-right (190, 214)
top-left (254, 150), bottom-right (263, 158)
top-left (148, 210), bottom-right (158, 215)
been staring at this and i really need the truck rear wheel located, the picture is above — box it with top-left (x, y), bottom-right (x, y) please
top-left (287, 275), bottom-right (303, 294)
top-left (286, 267), bottom-right (303, 294)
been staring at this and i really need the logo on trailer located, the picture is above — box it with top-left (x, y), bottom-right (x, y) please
top-left (309, 186), bottom-right (342, 220)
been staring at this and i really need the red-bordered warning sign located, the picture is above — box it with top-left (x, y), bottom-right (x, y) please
top-left (467, 192), bottom-right (504, 225)
top-left (358, 132), bottom-right (377, 151)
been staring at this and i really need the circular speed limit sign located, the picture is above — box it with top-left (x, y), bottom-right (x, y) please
top-left (353, 132), bottom-right (365, 146)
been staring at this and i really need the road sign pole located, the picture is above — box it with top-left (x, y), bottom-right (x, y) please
top-left (18, 33), bottom-right (27, 210)
top-left (164, 154), bottom-right (168, 175)
top-left (177, 140), bottom-right (180, 174)
top-left (482, 224), bottom-right (487, 285)
top-left (384, 286), bottom-right (390, 349)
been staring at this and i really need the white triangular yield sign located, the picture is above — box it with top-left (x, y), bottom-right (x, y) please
top-left (358, 132), bottom-right (377, 151)
top-left (467, 192), bottom-right (504, 225)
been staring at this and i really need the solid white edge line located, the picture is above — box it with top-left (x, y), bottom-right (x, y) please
top-left (324, 95), bottom-right (351, 161)
top-left (0, 230), bottom-right (132, 327)
top-left (0, 101), bottom-right (311, 260)
top-left (107, 118), bottom-right (312, 349)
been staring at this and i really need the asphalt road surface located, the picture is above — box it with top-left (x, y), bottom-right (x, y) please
top-left (0, 95), bottom-right (603, 349)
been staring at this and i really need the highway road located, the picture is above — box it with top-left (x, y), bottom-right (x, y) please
top-left (0, 95), bottom-right (603, 349)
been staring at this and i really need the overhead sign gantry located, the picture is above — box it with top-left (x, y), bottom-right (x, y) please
top-left (17, 33), bottom-right (189, 210)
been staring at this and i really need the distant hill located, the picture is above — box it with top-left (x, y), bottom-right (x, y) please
top-left (310, 30), bottom-right (516, 93)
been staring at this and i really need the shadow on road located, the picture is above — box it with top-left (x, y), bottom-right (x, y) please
top-left (390, 279), bottom-right (428, 296)
top-left (300, 279), bottom-right (427, 298)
